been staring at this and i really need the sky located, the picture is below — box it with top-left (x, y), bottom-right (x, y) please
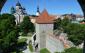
top-left (1, 0), bottom-right (84, 15)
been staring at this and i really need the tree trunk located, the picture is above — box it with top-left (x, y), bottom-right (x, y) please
top-left (0, 0), bottom-right (7, 12)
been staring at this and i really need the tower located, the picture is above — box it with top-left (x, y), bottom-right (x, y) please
top-left (36, 0), bottom-right (40, 16)
top-left (12, 1), bottom-right (27, 25)
top-left (16, 1), bottom-right (21, 11)
top-left (11, 6), bottom-right (15, 14)
top-left (36, 6), bottom-right (40, 16)
top-left (35, 9), bottom-right (54, 50)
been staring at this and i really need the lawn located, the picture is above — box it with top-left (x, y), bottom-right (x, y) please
top-left (40, 48), bottom-right (50, 53)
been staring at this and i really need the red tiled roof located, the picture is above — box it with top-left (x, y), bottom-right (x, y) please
top-left (36, 9), bottom-right (55, 24)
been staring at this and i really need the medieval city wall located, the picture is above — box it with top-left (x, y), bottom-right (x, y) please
top-left (46, 35), bottom-right (64, 53)
top-left (36, 24), bottom-right (53, 50)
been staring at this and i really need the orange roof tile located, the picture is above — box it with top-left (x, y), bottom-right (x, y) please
top-left (36, 9), bottom-right (55, 24)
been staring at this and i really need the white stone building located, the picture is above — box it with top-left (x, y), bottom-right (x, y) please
top-left (11, 1), bottom-right (27, 24)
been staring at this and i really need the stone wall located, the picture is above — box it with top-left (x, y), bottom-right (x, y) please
top-left (46, 35), bottom-right (64, 53)
top-left (36, 23), bottom-right (53, 50)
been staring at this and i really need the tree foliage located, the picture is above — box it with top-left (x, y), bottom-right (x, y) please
top-left (19, 16), bottom-right (35, 34)
top-left (56, 47), bottom-right (82, 53)
top-left (54, 18), bottom-right (85, 45)
top-left (0, 0), bottom-right (7, 12)
top-left (0, 14), bottom-right (19, 53)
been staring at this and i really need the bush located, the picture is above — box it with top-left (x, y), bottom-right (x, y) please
top-left (55, 47), bottom-right (83, 53)
top-left (40, 48), bottom-right (50, 53)
top-left (29, 44), bottom-right (33, 52)
top-left (11, 51), bottom-right (23, 53)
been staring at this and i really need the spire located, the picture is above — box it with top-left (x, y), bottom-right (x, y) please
top-left (11, 6), bottom-right (15, 14)
top-left (36, 0), bottom-right (40, 16)
top-left (16, 1), bottom-right (21, 6)
top-left (37, 6), bottom-right (39, 12)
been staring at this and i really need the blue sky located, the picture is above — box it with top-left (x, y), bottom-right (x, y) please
top-left (1, 0), bottom-right (83, 15)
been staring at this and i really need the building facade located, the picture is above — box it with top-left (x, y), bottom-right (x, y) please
top-left (11, 1), bottom-right (27, 24)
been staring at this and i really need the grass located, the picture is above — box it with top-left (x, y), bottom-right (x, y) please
top-left (55, 47), bottom-right (83, 53)
top-left (29, 44), bottom-right (33, 52)
top-left (40, 48), bottom-right (50, 53)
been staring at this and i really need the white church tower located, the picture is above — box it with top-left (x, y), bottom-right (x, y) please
top-left (36, 6), bottom-right (40, 16)
top-left (36, 0), bottom-right (40, 16)
top-left (35, 9), bottom-right (54, 51)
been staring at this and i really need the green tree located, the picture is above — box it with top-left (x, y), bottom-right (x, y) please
top-left (63, 23), bottom-right (85, 45)
top-left (19, 16), bottom-right (35, 34)
top-left (54, 18), bottom-right (61, 30)
top-left (54, 17), bottom-right (70, 30)
top-left (54, 17), bottom-right (85, 45)
top-left (55, 47), bottom-right (82, 53)
top-left (0, 14), bottom-right (19, 53)
top-left (0, 0), bottom-right (7, 12)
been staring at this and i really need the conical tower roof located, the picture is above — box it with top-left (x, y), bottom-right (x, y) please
top-left (16, 1), bottom-right (21, 6)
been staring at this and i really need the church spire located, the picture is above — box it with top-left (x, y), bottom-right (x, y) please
top-left (37, 6), bottom-right (39, 13)
top-left (16, 0), bottom-right (21, 6)
top-left (36, 0), bottom-right (40, 16)
top-left (11, 6), bottom-right (15, 14)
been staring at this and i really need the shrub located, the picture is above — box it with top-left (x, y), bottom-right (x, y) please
top-left (40, 48), bottom-right (50, 53)
top-left (55, 47), bottom-right (83, 53)
top-left (17, 38), bottom-right (27, 47)
top-left (29, 44), bottom-right (33, 52)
